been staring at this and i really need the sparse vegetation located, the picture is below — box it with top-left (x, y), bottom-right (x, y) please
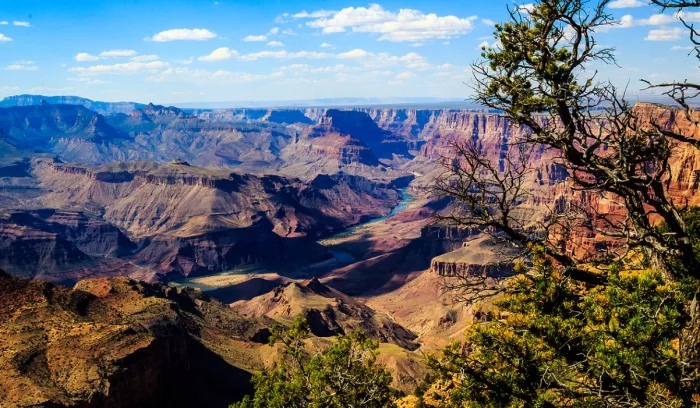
top-left (231, 316), bottom-right (398, 408)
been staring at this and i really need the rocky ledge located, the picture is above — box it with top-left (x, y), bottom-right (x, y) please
top-left (0, 270), bottom-right (272, 407)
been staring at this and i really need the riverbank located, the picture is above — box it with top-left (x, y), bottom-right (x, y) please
top-left (171, 189), bottom-right (415, 296)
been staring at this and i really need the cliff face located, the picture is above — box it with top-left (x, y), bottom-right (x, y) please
top-left (0, 159), bottom-right (404, 281)
top-left (0, 270), bottom-right (272, 407)
top-left (0, 209), bottom-right (139, 281)
top-left (232, 278), bottom-right (419, 350)
top-left (37, 160), bottom-right (399, 238)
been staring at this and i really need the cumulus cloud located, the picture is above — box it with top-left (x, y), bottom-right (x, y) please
top-left (148, 28), bottom-right (217, 42)
top-left (337, 48), bottom-right (371, 59)
top-left (267, 41), bottom-right (285, 47)
top-left (310, 64), bottom-right (359, 73)
top-left (100, 49), bottom-right (137, 58)
top-left (321, 42), bottom-right (335, 48)
top-left (619, 11), bottom-right (700, 28)
top-left (518, 4), bottom-right (535, 14)
top-left (0, 21), bottom-right (7, 25)
top-left (198, 47), bottom-right (239, 62)
top-left (241, 50), bottom-right (332, 61)
top-left (211, 70), bottom-right (284, 81)
top-left (146, 67), bottom-right (212, 82)
top-left (75, 52), bottom-right (99, 62)
top-left (175, 56), bottom-right (194, 65)
top-left (131, 54), bottom-right (160, 62)
top-left (297, 4), bottom-right (477, 42)
top-left (0, 34), bottom-right (12, 42)
top-left (13, 21), bottom-right (30, 27)
top-left (335, 49), bottom-right (431, 69)
top-left (268, 27), bottom-right (280, 35)
top-left (67, 77), bottom-right (109, 85)
top-left (608, 0), bottom-right (648, 8)
top-left (5, 62), bottom-right (37, 71)
top-left (645, 27), bottom-right (682, 41)
top-left (243, 34), bottom-right (267, 42)
top-left (276, 10), bottom-right (336, 22)
top-left (69, 60), bottom-right (168, 75)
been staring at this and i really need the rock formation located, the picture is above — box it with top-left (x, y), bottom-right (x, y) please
top-left (232, 277), bottom-right (419, 350)
top-left (0, 270), bottom-right (273, 407)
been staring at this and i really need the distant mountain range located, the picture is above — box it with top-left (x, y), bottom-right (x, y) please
top-left (0, 93), bottom-right (686, 113)
top-left (0, 95), bottom-right (145, 115)
top-left (0, 94), bottom-right (480, 111)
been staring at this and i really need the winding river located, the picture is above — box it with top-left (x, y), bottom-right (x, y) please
top-left (172, 188), bottom-right (414, 292)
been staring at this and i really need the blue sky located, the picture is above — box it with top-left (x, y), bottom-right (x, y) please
top-left (0, 0), bottom-right (696, 104)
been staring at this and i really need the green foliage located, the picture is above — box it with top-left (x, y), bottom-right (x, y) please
top-left (231, 316), bottom-right (397, 408)
top-left (421, 247), bottom-right (696, 407)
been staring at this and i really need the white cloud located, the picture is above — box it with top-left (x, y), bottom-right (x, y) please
top-left (281, 63), bottom-right (311, 71)
top-left (75, 53), bottom-right (99, 62)
top-left (282, 28), bottom-right (297, 36)
top-left (482, 18), bottom-right (495, 26)
top-left (337, 48), bottom-right (371, 59)
top-left (518, 4), bottom-right (535, 14)
top-left (67, 77), bottom-right (109, 85)
top-left (12, 21), bottom-right (30, 27)
top-left (619, 11), bottom-right (700, 28)
top-left (280, 63), bottom-right (360, 75)
top-left (146, 67), bottom-right (212, 82)
top-left (334, 49), bottom-right (432, 70)
top-left (645, 27), bottom-right (682, 41)
top-left (0, 21), bottom-right (7, 25)
top-left (148, 28), bottom-right (217, 42)
top-left (671, 45), bottom-right (694, 50)
top-left (268, 27), bottom-right (280, 35)
top-left (478, 40), bottom-right (490, 49)
top-left (69, 60), bottom-right (168, 75)
top-left (267, 41), bottom-right (285, 47)
top-left (396, 71), bottom-right (413, 80)
top-left (100, 49), bottom-right (137, 58)
top-left (198, 47), bottom-right (239, 62)
top-left (131, 54), bottom-right (160, 62)
top-left (241, 50), bottom-right (332, 60)
top-left (299, 4), bottom-right (477, 42)
top-left (243, 34), bottom-right (267, 42)
top-left (608, 0), bottom-right (648, 8)
top-left (5, 63), bottom-right (37, 71)
top-left (321, 42), bottom-right (335, 48)
top-left (620, 15), bottom-right (635, 28)
top-left (281, 10), bottom-right (336, 21)
top-left (211, 70), bottom-right (284, 81)
top-left (310, 64), bottom-right (357, 73)
top-left (0, 34), bottom-right (12, 42)
top-left (437, 63), bottom-right (453, 69)
top-left (175, 56), bottom-right (194, 65)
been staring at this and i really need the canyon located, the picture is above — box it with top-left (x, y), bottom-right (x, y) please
top-left (2, 95), bottom-right (699, 407)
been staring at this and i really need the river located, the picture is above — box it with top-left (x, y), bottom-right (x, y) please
top-left (172, 188), bottom-right (414, 292)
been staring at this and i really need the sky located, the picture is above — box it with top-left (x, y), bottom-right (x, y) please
top-left (0, 0), bottom-right (697, 105)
